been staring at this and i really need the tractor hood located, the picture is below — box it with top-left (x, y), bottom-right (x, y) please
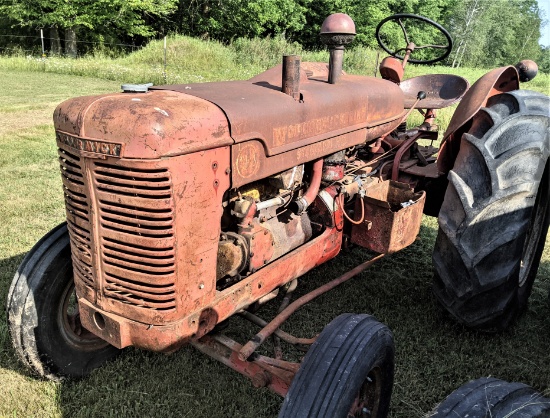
top-left (54, 63), bottom-right (405, 159)
top-left (54, 89), bottom-right (233, 159)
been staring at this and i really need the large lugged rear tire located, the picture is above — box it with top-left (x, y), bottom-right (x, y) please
top-left (7, 223), bottom-right (120, 380)
top-left (279, 313), bottom-right (394, 418)
top-left (433, 90), bottom-right (550, 330)
top-left (430, 377), bottom-right (550, 417)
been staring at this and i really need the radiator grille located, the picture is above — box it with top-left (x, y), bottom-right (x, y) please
top-left (93, 162), bottom-right (177, 311)
top-left (58, 148), bottom-right (94, 290)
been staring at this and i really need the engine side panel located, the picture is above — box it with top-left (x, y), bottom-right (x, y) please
top-left (231, 118), bottom-right (402, 187)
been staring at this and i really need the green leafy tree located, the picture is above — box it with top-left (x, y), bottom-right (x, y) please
top-left (538, 46), bottom-right (550, 73)
top-left (0, 0), bottom-right (177, 56)
top-left (447, 0), bottom-right (543, 68)
top-left (295, 0), bottom-right (399, 49)
top-left (177, 0), bottom-right (310, 42)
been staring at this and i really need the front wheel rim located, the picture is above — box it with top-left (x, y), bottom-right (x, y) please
top-left (58, 280), bottom-right (109, 351)
top-left (349, 367), bottom-right (382, 417)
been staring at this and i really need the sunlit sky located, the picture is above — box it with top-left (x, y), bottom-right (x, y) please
top-left (539, 0), bottom-right (550, 46)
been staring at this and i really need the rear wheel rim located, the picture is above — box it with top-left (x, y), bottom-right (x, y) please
top-left (519, 166), bottom-right (549, 287)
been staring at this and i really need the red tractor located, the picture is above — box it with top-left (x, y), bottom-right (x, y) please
top-left (7, 13), bottom-right (549, 417)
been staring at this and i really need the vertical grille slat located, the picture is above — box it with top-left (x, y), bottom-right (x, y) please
top-left (58, 146), bottom-right (94, 292)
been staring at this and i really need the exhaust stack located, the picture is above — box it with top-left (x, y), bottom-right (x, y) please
top-left (282, 55), bottom-right (302, 100)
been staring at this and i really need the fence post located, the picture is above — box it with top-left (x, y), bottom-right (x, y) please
top-left (40, 29), bottom-right (46, 72)
top-left (40, 29), bottom-right (45, 57)
top-left (163, 36), bottom-right (167, 84)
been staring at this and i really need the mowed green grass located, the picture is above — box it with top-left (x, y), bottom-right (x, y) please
top-left (0, 65), bottom-right (549, 418)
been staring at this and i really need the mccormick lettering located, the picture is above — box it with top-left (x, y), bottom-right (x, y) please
top-left (56, 133), bottom-right (122, 157)
top-left (272, 105), bottom-right (368, 147)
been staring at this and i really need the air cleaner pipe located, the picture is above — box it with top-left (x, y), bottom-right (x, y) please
top-left (239, 253), bottom-right (385, 361)
top-left (294, 159), bottom-right (323, 213)
top-left (319, 13), bottom-right (356, 84)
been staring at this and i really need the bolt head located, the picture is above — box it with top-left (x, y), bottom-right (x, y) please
top-left (251, 373), bottom-right (268, 388)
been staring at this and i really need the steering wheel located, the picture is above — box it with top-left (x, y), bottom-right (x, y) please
top-left (375, 14), bottom-right (453, 65)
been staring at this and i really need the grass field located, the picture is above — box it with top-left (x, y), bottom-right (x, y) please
top-left (0, 52), bottom-right (549, 418)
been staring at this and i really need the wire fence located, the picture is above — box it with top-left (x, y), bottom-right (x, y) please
top-left (0, 32), bottom-right (183, 85)
top-left (0, 32), bottom-right (144, 57)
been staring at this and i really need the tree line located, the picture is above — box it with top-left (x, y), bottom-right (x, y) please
top-left (1, 0), bottom-right (548, 72)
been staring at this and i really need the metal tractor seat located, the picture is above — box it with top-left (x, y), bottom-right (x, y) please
top-left (400, 74), bottom-right (469, 109)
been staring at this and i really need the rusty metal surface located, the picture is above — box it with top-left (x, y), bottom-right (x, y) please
top-left (400, 74), bottom-right (469, 109)
top-left (230, 118), bottom-right (403, 187)
top-left (322, 150), bottom-right (346, 181)
top-left (263, 213), bottom-right (313, 262)
top-left (309, 185), bottom-right (341, 229)
top-left (320, 13), bottom-right (356, 35)
top-left (379, 57), bottom-right (404, 83)
top-left (402, 42), bottom-right (416, 68)
top-left (269, 165), bottom-right (304, 190)
top-left (191, 334), bottom-right (296, 397)
top-left (240, 219), bottom-right (275, 273)
top-left (239, 311), bottom-right (316, 346)
top-left (319, 15), bottom-right (356, 84)
top-left (327, 48), bottom-right (345, 85)
top-left (391, 130), bottom-right (438, 180)
top-left (351, 181), bottom-right (425, 254)
top-left (216, 233), bottom-right (247, 280)
top-left (282, 55), bottom-right (302, 100)
top-left (239, 254), bottom-right (385, 361)
top-left (153, 72), bottom-right (404, 157)
top-left (60, 143), bottom-right (232, 326)
top-left (54, 90), bottom-right (233, 159)
top-left (437, 66), bottom-right (519, 173)
top-left (295, 159), bottom-right (323, 213)
top-left (322, 164), bottom-right (345, 181)
top-left (400, 161), bottom-right (440, 178)
top-left (78, 223), bottom-right (343, 351)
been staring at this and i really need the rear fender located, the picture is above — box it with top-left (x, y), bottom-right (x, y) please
top-left (437, 66), bottom-right (519, 174)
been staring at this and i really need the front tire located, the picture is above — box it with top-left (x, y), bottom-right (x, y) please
top-left (433, 90), bottom-right (550, 330)
top-left (279, 313), bottom-right (394, 418)
top-left (431, 377), bottom-right (550, 417)
top-left (7, 223), bottom-right (120, 380)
